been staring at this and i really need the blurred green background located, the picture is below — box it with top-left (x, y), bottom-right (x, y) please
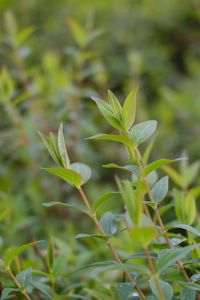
top-left (0, 0), bottom-right (200, 297)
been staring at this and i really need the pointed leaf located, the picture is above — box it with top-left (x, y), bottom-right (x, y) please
top-left (108, 90), bottom-right (122, 118)
top-left (4, 242), bottom-right (41, 267)
top-left (58, 123), bottom-right (70, 168)
top-left (86, 133), bottom-right (131, 145)
top-left (42, 168), bottom-right (82, 188)
top-left (144, 158), bottom-right (185, 175)
top-left (122, 87), bottom-right (138, 130)
top-left (43, 201), bottom-right (88, 214)
top-left (93, 192), bottom-right (119, 212)
top-left (75, 233), bottom-right (110, 241)
top-left (157, 244), bottom-right (200, 274)
top-left (170, 224), bottom-right (200, 237)
top-left (103, 163), bottom-right (140, 175)
top-left (92, 97), bottom-right (123, 130)
top-left (181, 287), bottom-right (196, 300)
top-left (130, 120), bottom-right (157, 146)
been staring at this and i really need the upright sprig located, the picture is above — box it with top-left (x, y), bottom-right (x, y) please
top-left (39, 123), bottom-right (145, 300)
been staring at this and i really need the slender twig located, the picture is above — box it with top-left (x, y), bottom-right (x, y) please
top-left (78, 187), bottom-right (146, 300)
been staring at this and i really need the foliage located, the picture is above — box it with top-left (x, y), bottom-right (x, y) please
top-left (0, 2), bottom-right (199, 299)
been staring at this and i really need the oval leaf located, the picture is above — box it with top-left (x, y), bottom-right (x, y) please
top-left (130, 120), bottom-right (157, 146)
top-left (70, 163), bottom-right (92, 184)
top-left (151, 176), bottom-right (169, 204)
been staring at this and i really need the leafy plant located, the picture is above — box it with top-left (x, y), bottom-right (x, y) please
top-left (39, 89), bottom-right (200, 299)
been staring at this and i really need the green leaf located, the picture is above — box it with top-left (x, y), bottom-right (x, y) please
top-left (1, 288), bottom-right (19, 300)
top-left (41, 168), bottom-right (82, 188)
top-left (99, 212), bottom-right (117, 235)
top-left (178, 281), bottom-right (200, 291)
top-left (107, 90), bottom-right (122, 118)
top-left (157, 244), bottom-right (200, 274)
top-left (181, 287), bottom-right (196, 300)
top-left (31, 281), bottom-right (52, 299)
top-left (47, 236), bottom-right (54, 270)
top-left (92, 97), bottom-right (123, 130)
top-left (58, 123), bottom-right (70, 168)
top-left (129, 226), bottom-right (156, 247)
top-left (103, 163), bottom-right (140, 175)
top-left (122, 87), bottom-right (138, 130)
top-left (67, 18), bottom-right (87, 48)
top-left (93, 192), bottom-right (119, 212)
top-left (49, 132), bottom-right (63, 166)
top-left (75, 233), bottom-right (110, 241)
top-left (149, 279), bottom-right (173, 300)
top-left (170, 224), bottom-right (200, 237)
top-left (4, 242), bottom-right (41, 267)
top-left (16, 268), bottom-right (32, 290)
top-left (86, 133), bottom-right (131, 146)
top-left (130, 120), bottom-right (157, 146)
top-left (116, 283), bottom-right (134, 300)
top-left (120, 181), bottom-right (143, 225)
top-left (144, 158), bottom-right (184, 175)
top-left (43, 202), bottom-right (88, 215)
top-left (151, 176), bottom-right (169, 204)
top-left (70, 163), bottom-right (92, 184)
top-left (74, 260), bottom-right (150, 275)
top-left (38, 131), bottom-right (61, 166)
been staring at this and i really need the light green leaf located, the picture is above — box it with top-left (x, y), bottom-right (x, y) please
top-left (38, 131), bottom-right (61, 166)
top-left (129, 226), bottom-right (156, 248)
top-left (107, 90), bottom-right (122, 118)
top-left (99, 212), bottom-right (117, 236)
top-left (92, 97), bottom-right (123, 130)
top-left (157, 244), bottom-right (200, 274)
top-left (1, 288), bottom-right (19, 300)
top-left (122, 87), bottom-right (138, 130)
top-left (144, 158), bottom-right (184, 176)
top-left (93, 192), bottom-right (119, 212)
top-left (86, 133), bottom-right (131, 146)
top-left (103, 163), bottom-right (140, 175)
top-left (75, 233), bottom-right (110, 241)
top-left (42, 167), bottom-right (82, 188)
top-left (130, 120), bottom-right (157, 146)
top-left (149, 279), bottom-right (173, 300)
top-left (43, 201), bottom-right (88, 215)
top-left (74, 260), bottom-right (150, 275)
top-left (120, 181), bottom-right (143, 225)
top-left (58, 123), bottom-right (70, 168)
top-left (4, 242), bottom-right (41, 267)
top-left (67, 18), bottom-right (87, 48)
top-left (151, 176), bottom-right (169, 204)
top-left (70, 163), bottom-right (92, 184)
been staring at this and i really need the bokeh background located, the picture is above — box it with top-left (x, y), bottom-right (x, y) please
top-left (0, 0), bottom-right (200, 297)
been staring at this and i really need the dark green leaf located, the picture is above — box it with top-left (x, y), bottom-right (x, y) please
top-left (170, 224), bottom-right (200, 237)
top-left (151, 176), bottom-right (169, 204)
top-left (99, 212), bottom-right (117, 235)
top-left (149, 279), bottom-right (173, 300)
top-left (86, 133), bottom-right (131, 146)
top-left (157, 244), bottom-right (200, 274)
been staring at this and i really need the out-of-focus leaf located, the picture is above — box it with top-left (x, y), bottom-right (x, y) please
top-left (180, 287), bottom-right (196, 300)
top-left (43, 202), bottom-right (89, 215)
top-left (86, 133), bottom-right (131, 145)
top-left (149, 279), bottom-right (173, 300)
top-left (99, 212), bottom-right (117, 235)
top-left (145, 158), bottom-right (184, 176)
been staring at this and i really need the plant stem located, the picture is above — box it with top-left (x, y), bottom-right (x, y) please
top-left (78, 187), bottom-right (146, 300)
top-left (145, 248), bottom-right (166, 300)
top-left (6, 267), bottom-right (32, 300)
